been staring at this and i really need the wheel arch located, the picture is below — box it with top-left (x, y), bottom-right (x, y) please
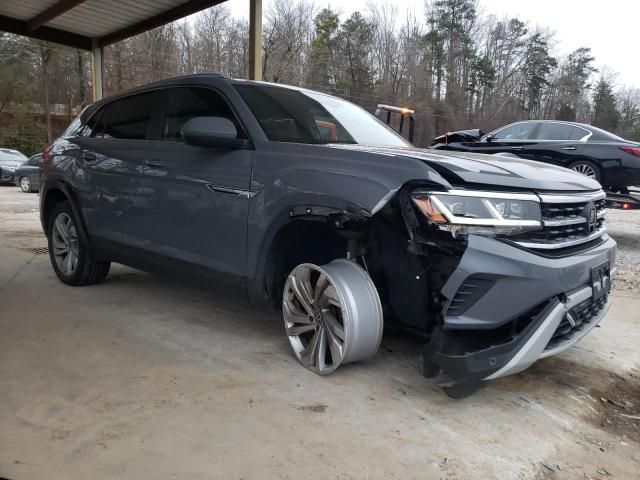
top-left (40, 178), bottom-right (93, 255)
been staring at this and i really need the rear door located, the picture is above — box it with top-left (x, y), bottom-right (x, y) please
top-left (138, 85), bottom-right (254, 277)
top-left (74, 90), bottom-right (163, 248)
top-left (523, 122), bottom-right (590, 166)
top-left (26, 154), bottom-right (42, 185)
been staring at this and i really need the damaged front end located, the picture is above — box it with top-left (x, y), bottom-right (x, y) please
top-left (368, 184), bottom-right (616, 397)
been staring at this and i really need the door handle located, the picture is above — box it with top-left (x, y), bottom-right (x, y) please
top-left (511, 146), bottom-right (524, 151)
top-left (144, 159), bottom-right (166, 168)
top-left (82, 152), bottom-right (97, 162)
top-left (562, 146), bottom-right (577, 151)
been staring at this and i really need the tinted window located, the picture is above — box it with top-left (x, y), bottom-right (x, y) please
top-left (535, 123), bottom-right (587, 141)
top-left (235, 84), bottom-right (410, 147)
top-left (162, 87), bottom-right (241, 141)
top-left (492, 122), bottom-right (536, 140)
top-left (28, 155), bottom-right (41, 166)
top-left (99, 92), bottom-right (156, 140)
top-left (78, 107), bottom-right (106, 138)
top-left (567, 127), bottom-right (590, 140)
top-left (63, 115), bottom-right (83, 137)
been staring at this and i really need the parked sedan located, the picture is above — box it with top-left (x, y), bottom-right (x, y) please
top-left (0, 148), bottom-right (28, 184)
top-left (14, 154), bottom-right (42, 192)
top-left (431, 120), bottom-right (640, 191)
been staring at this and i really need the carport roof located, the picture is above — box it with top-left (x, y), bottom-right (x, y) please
top-left (0, 0), bottom-right (227, 50)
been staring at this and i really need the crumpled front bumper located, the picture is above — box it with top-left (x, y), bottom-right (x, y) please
top-left (432, 234), bottom-right (617, 384)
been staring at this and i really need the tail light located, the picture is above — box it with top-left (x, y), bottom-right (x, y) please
top-left (620, 146), bottom-right (640, 158)
top-left (41, 144), bottom-right (49, 164)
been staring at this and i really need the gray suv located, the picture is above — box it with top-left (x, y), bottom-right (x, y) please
top-left (40, 74), bottom-right (616, 398)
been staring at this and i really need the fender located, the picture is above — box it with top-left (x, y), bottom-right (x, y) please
top-left (40, 175), bottom-right (94, 256)
top-left (244, 143), bottom-right (453, 306)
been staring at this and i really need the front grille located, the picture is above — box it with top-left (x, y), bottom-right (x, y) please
top-left (545, 295), bottom-right (608, 351)
top-left (510, 192), bottom-right (606, 250)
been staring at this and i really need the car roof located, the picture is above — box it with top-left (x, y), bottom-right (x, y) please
top-left (498, 120), bottom-right (627, 142)
top-left (82, 74), bottom-right (340, 121)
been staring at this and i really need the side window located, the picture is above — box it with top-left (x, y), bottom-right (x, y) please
top-left (492, 122), bottom-right (536, 140)
top-left (28, 155), bottom-right (41, 166)
top-left (535, 123), bottom-right (576, 141)
top-left (568, 127), bottom-right (590, 141)
top-left (62, 115), bottom-right (82, 137)
top-left (100, 92), bottom-right (156, 140)
top-left (78, 107), bottom-right (106, 138)
top-left (162, 87), bottom-right (243, 141)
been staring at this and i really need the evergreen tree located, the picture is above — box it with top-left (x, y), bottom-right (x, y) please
top-left (592, 78), bottom-right (620, 131)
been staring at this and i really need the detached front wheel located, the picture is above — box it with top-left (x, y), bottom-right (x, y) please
top-left (283, 259), bottom-right (383, 375)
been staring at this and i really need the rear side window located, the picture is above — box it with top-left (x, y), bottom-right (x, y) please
top-left (162, 87), bottom-right (242, 141)
top-left (535, 123), bottom-right (589, 141)
top-left (98, 92), bottom-right (157, 140)
top-left (78, 107), bottom-right (105, 137)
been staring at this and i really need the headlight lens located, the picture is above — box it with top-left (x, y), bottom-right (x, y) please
top-left (412, 190), bottom-right (542, 236)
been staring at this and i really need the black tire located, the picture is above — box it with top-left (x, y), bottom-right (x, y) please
top-left (19, 176), bottom-right (32, 193)
top-left (47, 201), bottom-right (110, 286)
top-left (442, 381), bottom-right (486, 399)
top-left (418, 346), bottom-right (442, 379)
top-left (567, 160), bottom-right (602, 183)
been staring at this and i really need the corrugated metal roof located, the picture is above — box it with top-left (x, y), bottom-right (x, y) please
top-left (0, 0), bottom-right (227, 49)
top-left (47, 0), bottom-right (187, 38)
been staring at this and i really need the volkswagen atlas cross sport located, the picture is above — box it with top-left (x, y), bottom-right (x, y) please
top-left (40, 74), bottom-right (616, 398)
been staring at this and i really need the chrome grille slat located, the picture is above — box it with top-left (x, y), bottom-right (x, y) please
top-left (511, 193), bottom-right (607, 250)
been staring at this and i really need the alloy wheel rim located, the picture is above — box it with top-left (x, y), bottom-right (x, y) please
top-left (51, 212), bottom-right (79, 276)
top-left (283, 260), bottom-right (383, 375)
top-left (20, 177), bottom-right (29, 191)
top-left (283, 264), bottom-right (346, 374)
top-left (571, 164), bottom-right (597, 179)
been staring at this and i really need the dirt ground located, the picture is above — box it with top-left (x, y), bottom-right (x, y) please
top-left (0, 185), bottom-right (639, 480)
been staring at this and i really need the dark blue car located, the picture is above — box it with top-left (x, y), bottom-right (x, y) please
top-left (14, 154), bottom-right (42, 193)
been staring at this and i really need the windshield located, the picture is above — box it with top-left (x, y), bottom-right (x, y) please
top-left (0, 149), bottom-right (27, 163)
top-left (234, 84), bottom-right (411, 148)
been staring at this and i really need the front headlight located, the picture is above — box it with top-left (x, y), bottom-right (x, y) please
top-left (5, 166), bottom-right (16, 172)
top-left (411, 189), bottom-right (542, 236)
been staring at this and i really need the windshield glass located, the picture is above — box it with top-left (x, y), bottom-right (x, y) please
top-left (234, 84), bottom-right (411, 148)
top-left (0, 149), bottom-right (27, 163)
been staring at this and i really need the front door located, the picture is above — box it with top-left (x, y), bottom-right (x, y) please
top-left (463, 121), bottom-right (538, 155)
top-left (139, 86), bottom-right (254, 277)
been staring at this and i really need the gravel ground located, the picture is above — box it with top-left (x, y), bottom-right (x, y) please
top-left (607, 208), bottom-right (640, 293)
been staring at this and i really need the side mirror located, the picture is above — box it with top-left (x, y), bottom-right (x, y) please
top-left (485, 134), bottom-right (493, 143)
top-left (181, 117), bottom-right (248, 148)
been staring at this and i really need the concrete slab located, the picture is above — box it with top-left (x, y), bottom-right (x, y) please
top-left (0, 186), bottom-right (639, 479)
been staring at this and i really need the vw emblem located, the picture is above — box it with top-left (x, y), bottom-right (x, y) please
top-left (584, 202), bottom-right (597, 233)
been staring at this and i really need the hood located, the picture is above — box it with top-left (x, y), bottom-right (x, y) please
top-left (0, 160), bottom-right (22, 168)
top-left (328, 144), bottom-right (602, 192)
top-left (430, 129), bottom-right (483, 146)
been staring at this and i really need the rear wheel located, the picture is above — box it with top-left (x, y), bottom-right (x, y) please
top-left (567, 160), bottom-right (601, 182)
top-left (19, 176), bottom-right (31, 193)
top-left (47, 201), bottom-right (110, 286)
top-left (283, 259), bottom-right (383, 375)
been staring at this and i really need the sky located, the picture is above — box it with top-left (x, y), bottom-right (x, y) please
top-left (225, 0), bottom-right (640, 88)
